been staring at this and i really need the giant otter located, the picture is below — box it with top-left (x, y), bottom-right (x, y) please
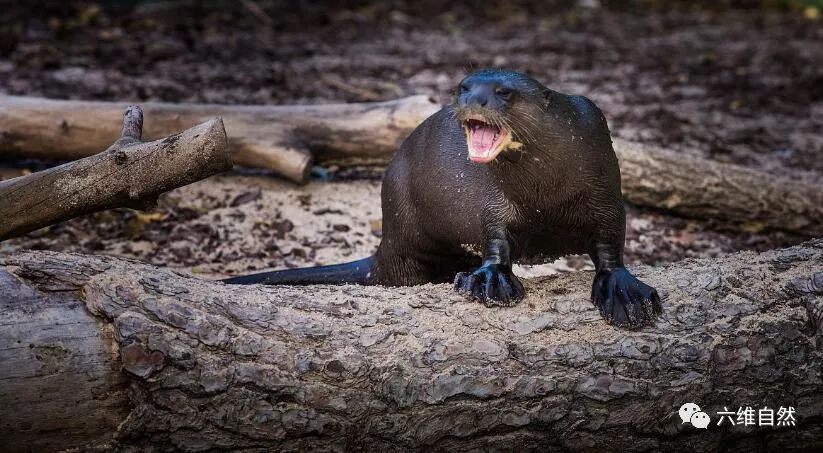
top-left (225, 69), bottom-right (661, 329)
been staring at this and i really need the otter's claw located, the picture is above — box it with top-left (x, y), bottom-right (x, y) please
top-left (455, 263), bottom-right (525, 307)
top-left (591, 267), bottom-right (661, 329)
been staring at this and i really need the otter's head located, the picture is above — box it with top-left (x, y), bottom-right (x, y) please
top-left (453, 69), bottom-right (549, 163)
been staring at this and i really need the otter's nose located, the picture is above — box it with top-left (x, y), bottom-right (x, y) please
top-left (460, 84), bottom-right (508, 110)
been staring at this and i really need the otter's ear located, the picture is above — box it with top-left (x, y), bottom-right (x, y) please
top-left (543, 89), bottom-right (552, 107)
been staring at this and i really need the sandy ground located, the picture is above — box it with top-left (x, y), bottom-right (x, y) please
top-left (0, 171), bottom-right (802, 281)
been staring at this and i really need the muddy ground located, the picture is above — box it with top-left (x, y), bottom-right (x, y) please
top-left (0, 1), bottom-right (818, 278)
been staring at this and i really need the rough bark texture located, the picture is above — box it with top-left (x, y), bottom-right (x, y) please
top-left (0, 94), bottom-right (440, 183)
top-left (1, 241), bottom-right (822, 452)
top-left (0, 267), bottom-right (129, 452)
top-left (0, 106), bottom-right (232, 241)
top-left (614, 139), bottom-right (823, 237)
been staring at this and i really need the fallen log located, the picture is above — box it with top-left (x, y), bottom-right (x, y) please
top-left (0, 106), bottom-right (232, 241)
top-left (1, 241), bottom-right (821, 451)
top-left (0, 94), bottom-right (440, 183)
top-left (2, 94), bottom-right (821, 234)
top-left (613, 138), bottom-right (823, 237)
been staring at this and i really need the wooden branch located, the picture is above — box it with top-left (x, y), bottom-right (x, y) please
top-left (613, 139), bottom-right (823, 236)
top-left (1, 241), bottom-right (821, 451)
top-left (0, 94), bottom-right (440, 183)
top-left (0, 106), bottom-right (232, 241)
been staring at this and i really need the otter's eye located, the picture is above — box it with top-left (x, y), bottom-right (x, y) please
top-left (495, 87), bottom-right (512, 99)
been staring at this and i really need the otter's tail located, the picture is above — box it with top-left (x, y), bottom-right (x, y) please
top-left (222, 256), bottom-right (376, 285)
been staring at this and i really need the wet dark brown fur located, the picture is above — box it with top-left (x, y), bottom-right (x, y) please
top-left (225, 69), bottom-right (661, 329)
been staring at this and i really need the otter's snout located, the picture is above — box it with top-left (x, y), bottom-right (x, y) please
top-left (458, 82), bottom-right (511, 111)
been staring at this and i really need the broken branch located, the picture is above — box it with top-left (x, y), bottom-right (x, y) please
top-left (0, 106), bottom-right (232, 241)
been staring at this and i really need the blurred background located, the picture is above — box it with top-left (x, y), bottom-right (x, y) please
top-left (0, 0), bottom-right (820, 276)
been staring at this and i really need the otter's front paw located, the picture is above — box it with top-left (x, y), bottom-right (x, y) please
top-left (591, 267), bottom-right (662, 329)
top-left (454, 263), bottom-right (525, 307)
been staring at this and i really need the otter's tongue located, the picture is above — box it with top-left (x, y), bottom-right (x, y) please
top-left (469, 121), bottom-right (500, 157)
top-left (470, 124), bottom-right (497, 156)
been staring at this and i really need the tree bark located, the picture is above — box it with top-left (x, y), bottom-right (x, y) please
top-left (0, 106), bottom-right (232, 241)
top-left (0, 94), bottom-right (440, 183)
top-left (0, 266), bottom-right (129, 452)
top-left (1, 241), bottom-right (821, 451)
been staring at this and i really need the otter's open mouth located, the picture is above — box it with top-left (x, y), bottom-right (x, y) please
top-left (463, 118), bottom-right (510, 163)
